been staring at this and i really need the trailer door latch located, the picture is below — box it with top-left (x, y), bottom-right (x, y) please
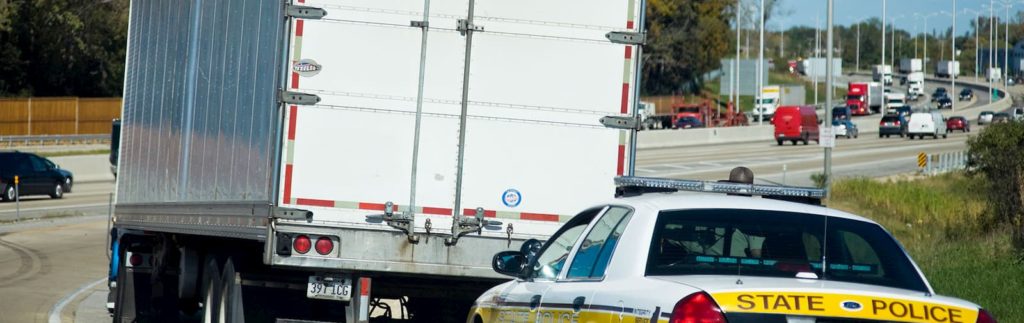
top-left (365, 201), bottom-right (420, 244)
top-left (279, 91), bottom-right (321, 105)
top-left (286, 5), bottom-right (327, 20)
top-left (606, 31), bottom-right (646, 45)
top-left (600, 115), bottom-right (639, 130)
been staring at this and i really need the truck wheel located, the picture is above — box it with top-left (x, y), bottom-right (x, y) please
top-left (201, 257), bottom-right (222, 323)
top-left (49, 181), bottom-right (64, 199)
top-left (218, 258), bottom-right (245, 323)
top-left (777, 140), bottom-right (783, 146)
top-left (879, 134), bottom-right (883, 138)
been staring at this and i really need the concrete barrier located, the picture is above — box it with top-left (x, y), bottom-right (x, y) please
top-left (637, 76), bottom-right (1011, 149)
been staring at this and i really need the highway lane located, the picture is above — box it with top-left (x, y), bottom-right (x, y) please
top-left (0, 181), bottom-right (116, 222)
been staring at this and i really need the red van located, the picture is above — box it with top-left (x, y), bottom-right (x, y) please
top-left (772, 105), bottom-right (820, 145)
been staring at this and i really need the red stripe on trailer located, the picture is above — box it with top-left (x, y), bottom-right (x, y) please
top-left (288, 105), bottom-right (297, 140)
top-left (297, 198), bottom-right (335, 207)
top-left (360, 277), bottom-right (370, 296)
top-left (627, 21), bottom-right (634, 29)
top-left (620, 83), bottom-right (629, 114)
top-left (624, 46), bottom-right (632, 59)
top-left (291, 72), bottom-right (299, 89)
top-left (463, 208), bottom-right (497, 218)
top-left (617, 145), bottom-right (625, 175)
top-left (283, 165), bottom-right (293, 204)
top-left (359, 202), bottom-right (397, 212)
top-left (520, 212), bottom-right (559, 222)
top-left (295, 20), bottom-right (304, 37)
top-left (422, 207), bottom-right (452, 216)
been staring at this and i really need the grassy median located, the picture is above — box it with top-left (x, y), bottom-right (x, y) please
top-left (829, 174), bottom-right (1024, 322)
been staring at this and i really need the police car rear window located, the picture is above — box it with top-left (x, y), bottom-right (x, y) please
top-left (646, 209), bottom-right (929, 293)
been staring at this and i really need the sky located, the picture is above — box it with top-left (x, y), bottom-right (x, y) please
top-left (772, 0), bottom-right (1014, 36)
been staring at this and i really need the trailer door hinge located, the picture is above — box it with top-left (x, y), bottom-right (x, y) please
top-left (456, 19), bottom-right (484, 35)
top-left (279, 91), bottom-right (321, 105)
top-left (411, 20), bottom-right (429, 28)
top-left (286, 5), bottom-right (327, 20)
top-left (606, 31), bottom-right (646, 45)
top-left (272, 207), bottom-right (313, 221)
top-left (600, 115), bottom-right (639, 130)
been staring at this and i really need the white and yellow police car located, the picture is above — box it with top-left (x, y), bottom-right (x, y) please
top-left (468, 175), bottom-right (997, 323)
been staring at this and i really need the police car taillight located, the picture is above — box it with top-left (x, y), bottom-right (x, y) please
top-left (670, 292), bottom-right (726, 323)
top-left (977, 309), bottom-right (997, 323)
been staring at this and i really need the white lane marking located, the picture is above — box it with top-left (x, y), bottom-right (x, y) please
top-left (0, 203), bottom-right (109, 214)
top-left (49, 277), bottom-right (106, 323)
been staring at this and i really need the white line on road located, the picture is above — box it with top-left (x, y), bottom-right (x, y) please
top-left (0, 203), bottom-right (109, 214)
top-left (49, 277), bottom-right (106, 323)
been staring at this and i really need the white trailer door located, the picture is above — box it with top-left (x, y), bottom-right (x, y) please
top-left (279, 0), bottom-right (641, 239)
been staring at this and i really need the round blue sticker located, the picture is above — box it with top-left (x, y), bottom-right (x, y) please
top-left (502, 189), bottom-right (522, 208)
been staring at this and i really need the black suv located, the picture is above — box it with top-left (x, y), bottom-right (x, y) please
top-left (0, 151), bottom-right (74, 201)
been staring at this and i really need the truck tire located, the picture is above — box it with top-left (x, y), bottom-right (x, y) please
top-left (218, 258), bottom-right (245, 323)
top-left (201, 257), bottom-right (222, 323)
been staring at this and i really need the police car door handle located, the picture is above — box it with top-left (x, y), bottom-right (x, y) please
top-left (572, 296), bottom-right (585, 312)
top-left (530, 295), bottom-right (542, 310)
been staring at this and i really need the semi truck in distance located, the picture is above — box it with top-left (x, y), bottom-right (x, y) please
top-left (899, 58), bottom-right (923, 74)
top-left (907, 71), bottom-right (925, 99)
top-left (753, 85), bottom-right (781, 122)
top-left (873, 64), bottom-right (893, 85)
top-left (846, 82), bottom-right (883, 115)
top-left (106, 0), bottom-right (644, 322)
top-left (936, 60), bottom-right (961, 78)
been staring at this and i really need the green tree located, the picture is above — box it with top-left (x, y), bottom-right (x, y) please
top-left (643, 0), bottom-right (731, 95)
top-left (967, 121), bottom-right (1024, 250)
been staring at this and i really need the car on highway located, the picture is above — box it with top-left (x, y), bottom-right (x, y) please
top-left (978, 111), bottom-right (994, 124)
top-left (992, 112), bottom-right (1012, 123)
top-left (908, 110), bottom-right (948, 139)
top-left (469, 173), bottom-right (998, 323)
top-left (932, 87), bottom-right (947, 102)
top-left (831, 106), bottom-right (858, 139)
top-left (946, 116), bottom-right (970, 133)
top-left (773, 106), bottom-right (819, 146)
top-left (674, 116), bottom-right (704, 129)
top-left (959, 88), bottom-right (974, 101)
top-left (937, 96), bottom-right (953, 109)
top-left (878, 115), bottom-right (907, 138)
top-left (0, 151), bottom-right (73, 201)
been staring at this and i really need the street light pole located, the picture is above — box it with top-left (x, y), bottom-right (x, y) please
top-left (990, 0), bottom-right (994, 100)
top-left (758, 0), bottom-right (765, 126)
top-left (856, 21), bottom-right (861, 72)
top-left (815, 16), bottom-right (820, 107)
top-left (734, 0), bottom-right (741, 115)
top-left (1004, 2), bottom-right (1009, 88)
top-left (882, 0), bottom-right (887, 97)
top-left (952, 0), bottom-right (956, 112)
top-left (825, 0), bottom-right (834, 196)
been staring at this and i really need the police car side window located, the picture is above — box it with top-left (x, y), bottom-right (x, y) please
top-left (531, 223), bottom-right (588, 280)
top-left (566, 206), bottom-right (632, 279)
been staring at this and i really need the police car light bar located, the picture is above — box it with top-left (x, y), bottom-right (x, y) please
top-left (615, 176), bottom-right (827, 199)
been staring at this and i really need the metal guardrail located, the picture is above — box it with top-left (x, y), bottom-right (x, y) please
top-left (0, 134), bottom-right (108, 146)
top-left (918, 151), bottom-right (968, 175)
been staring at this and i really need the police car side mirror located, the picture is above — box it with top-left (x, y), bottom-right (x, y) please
top-left (520, 238), bottom-right (543, 261)
top-left (492, 251), bottom-right (527, 278)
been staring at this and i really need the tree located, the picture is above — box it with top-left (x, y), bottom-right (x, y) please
top-left (643, 0), bottom-right (731, 95)
top-left (967, 122), bottom-right (1024, 250)
top-left (0, 0), bottom-right (128, 97)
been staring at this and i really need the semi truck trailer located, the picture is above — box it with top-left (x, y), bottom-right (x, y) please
top-left (846, 82), bottom-right (883, 115)
top-left (107, 0), bottom-right (644, 322)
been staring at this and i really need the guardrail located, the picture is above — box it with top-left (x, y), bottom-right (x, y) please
top-left (0, 134), bottom-right (109, 147)
top-left (918, 151), bottom-right (968, 175)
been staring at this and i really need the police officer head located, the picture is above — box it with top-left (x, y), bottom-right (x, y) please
top-left (723, 167), bottom-right (754, 196)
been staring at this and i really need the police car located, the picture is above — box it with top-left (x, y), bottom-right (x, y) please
top-left (468, 174), bottom-right (997, 323)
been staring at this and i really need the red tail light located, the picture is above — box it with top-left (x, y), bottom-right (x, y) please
top-left (895, 121), bottom-right (901, 126)
top-left (671, 292), bottom-right (726, 323)
top-left (315, 236), bottom-right (334, 255)
top-left (129, 254), bottom-right (143, 266)
top-left (294, 235), bottom-right (312, 254)
top-left (977, 309), bottom-right (997, 323)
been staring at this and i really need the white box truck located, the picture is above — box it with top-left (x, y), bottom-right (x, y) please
top-left (988, 67), bottom-right (1003, 82)
top-left (873, 64), bottom-right (894, 85)
top-left (936, 60), bottom-right (961, 78)
top-left (907, 71), bottom-right (925, 99)
top-left (754, 85), bottom-right (781, 121)
top-left (899, 58), bottom-right (923, 74)
top-left (107, 0), bottom-right (643, 322)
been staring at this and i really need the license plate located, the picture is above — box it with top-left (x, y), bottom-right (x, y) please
top-left (307, 275), bottom-right (352, 301)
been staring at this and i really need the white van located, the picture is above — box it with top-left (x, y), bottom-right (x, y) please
top-left (908, 110), bottom-right (948, 139)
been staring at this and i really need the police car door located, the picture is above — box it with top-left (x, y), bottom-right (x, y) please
top-left (496, 208), bottom-right (600, 321)
top-left (539, 206), bottom-right (633, 321)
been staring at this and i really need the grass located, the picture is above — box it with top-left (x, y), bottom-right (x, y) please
top-left (35, 149), bottom-right (110, 158)
top-left (828, 173), bottom-right (1024, 322)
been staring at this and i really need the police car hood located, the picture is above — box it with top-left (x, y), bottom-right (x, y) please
top-left (652, 276), bottom-right (981, 323)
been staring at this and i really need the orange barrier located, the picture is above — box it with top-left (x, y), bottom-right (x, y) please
top-left (0, 97), bottom-right (121, 136)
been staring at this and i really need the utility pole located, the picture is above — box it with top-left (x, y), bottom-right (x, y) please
top-left (925, 16), bottom-right (929, 75)
top-left (857, 21), bottom-right (861, 72)
top-left (735, 1), bottom-right (741, 115)
top-left (758, 0), bottom-right (765, 122)
top-left (815, 16), bottom-right (820, 107)
top-left (990, 0), bottom-right (994, 100)
top-left (881, 0), bottom-right (887, 97)
top-left (1004, 3), bottom-right (1009, 88)
top-left (952, 0), bottom-right (956, 112)
top-left (825, 0), bottom-right (834, 196)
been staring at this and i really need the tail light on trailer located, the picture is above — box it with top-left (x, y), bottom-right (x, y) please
top-left (977, 309), bottom-right (997, 323)
top-left (294, 235), bottom-right (312, 254)
top-left (315, 236), bottom-right (334, 255)
top-left (129, 253), bottom-right (143, 267)
top-left (670, 292), bottom-right (726, 323)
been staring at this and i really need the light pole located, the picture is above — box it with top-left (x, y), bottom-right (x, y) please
top-left (856, 19), bottom-right (862, 72)
top-left (1003, 1), bottom-right (1009, 88)
top-left (952, 1), bottom-right (956, 113)
top-left (962, 8), bottom-right (982, 80)
top-left (734, 0), bottom-right (741, 116)
top-left (757, 0), bottom-right (765, 126)
top-left (825, 0), bottom-right (834, 196)
top-left (882, 0), bottom-right (887, 97)
top-left (815, 16), bottom-right (820, 107)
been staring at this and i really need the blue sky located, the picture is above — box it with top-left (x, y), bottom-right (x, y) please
top-left (773, 0), bottom-right (1013, 35)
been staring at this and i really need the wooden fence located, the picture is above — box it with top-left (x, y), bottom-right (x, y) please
top-left (0, 97), bottom-right (122, 136)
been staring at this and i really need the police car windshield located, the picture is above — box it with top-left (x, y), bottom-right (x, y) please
top-left (646, 209), bottom-right (929, 293)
